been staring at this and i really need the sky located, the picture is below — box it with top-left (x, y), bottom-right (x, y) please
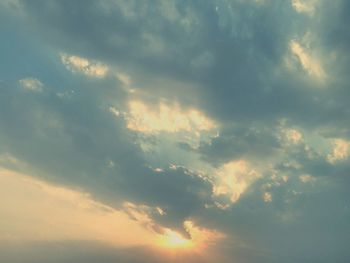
top-left (0, 0), bottom-right (350, 262)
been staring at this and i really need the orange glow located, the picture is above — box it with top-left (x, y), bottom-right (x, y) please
top-left (155, 221), bottom-right (225, 253)
top-left (157, 229), bottom-right (193, 249)
top-left (0, 167), bottom-right (155, 247)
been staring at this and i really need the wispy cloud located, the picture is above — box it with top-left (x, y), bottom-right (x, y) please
top-left (289, 40), bottom-right (326, 80)
top-left (19, 77), bottom-right (44, 92)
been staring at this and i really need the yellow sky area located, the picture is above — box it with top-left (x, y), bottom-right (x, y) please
top-left (126, 100), bottom-right (216, 134)
top-left (157, 229), bottom-right (194, 249)
top-left (155, 220), bottom-right (225, 258)
top-left (0, 167), bottom-right (155, 247)
top-left (0, 167), bottom-right (223, 254)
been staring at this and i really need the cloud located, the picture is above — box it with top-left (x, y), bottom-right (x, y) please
top-left (0, 76), bottom-right (215, 243)
top-left (0, 166), bottom-right (225, 262)
top-left (115, 71), bottom-right (131, 86)
top-left (1, 0), bottom-right (350, 262)
top-left (289, 40), bottom-right (326, 80)
top-left (327, 138), bottom-right (350, 164)
top-left (60, 53), bottom-right (108, 77)
top-left (283, 128), bottom-right (303, 144)
top-left (126, 100), bottom-right (216, 134)
top-left (213, 160), bottom-right (260, 204)
top-left (198, 124), bottom-right (281, 165)
top-left (18, 77), bottom-right (44, 92)
top-left (262, 192), bottom-right (272, 202)
top-left (299, 174), bottom-right (315, 183)
top-left (291, 0), bottom-right (317, 15)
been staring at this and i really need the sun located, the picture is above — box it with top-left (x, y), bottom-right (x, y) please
top-left (157, 229), bottom-right (193, 249)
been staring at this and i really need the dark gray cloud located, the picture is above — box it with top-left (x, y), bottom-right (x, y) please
top-left (0, 77), bottom-right (212, 237)
top-left (15, 0), bottom-right (347, 125)
top-left (5, 0), bottom-right (347, 134)
top-left (197, 123), bottom-right (281, 165)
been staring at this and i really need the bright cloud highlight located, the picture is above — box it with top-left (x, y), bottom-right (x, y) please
top-left (126, 100), bottom-right (216, 134)
top-left (60, 53), bottom-right (108, 77)
top-left (289, 40), bottom-right (326, 80)
top-left (327, 139), bottom-right (350, 164)
top-left (213, 160), bottom-right (260, 204)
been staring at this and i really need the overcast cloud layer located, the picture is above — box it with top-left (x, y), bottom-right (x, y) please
top-left (1, 0), bottom-right (350, 262)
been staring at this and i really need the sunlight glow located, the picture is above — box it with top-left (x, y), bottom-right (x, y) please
top-left (0, 167), bottom-right (155, 247)
top-left (157, 229), bottom-right (193, 249)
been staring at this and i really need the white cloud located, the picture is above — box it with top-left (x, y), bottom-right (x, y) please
top-left (18, 77), bottom-right (44, 92)
top-left (60, 53), bottom-right (108, 77)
